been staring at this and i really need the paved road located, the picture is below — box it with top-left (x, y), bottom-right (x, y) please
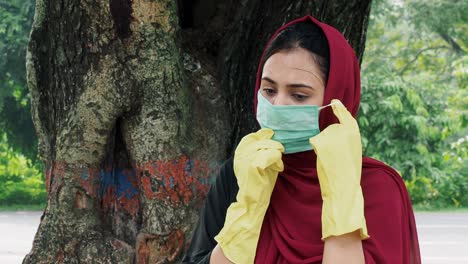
top-left (0, 211), bottom-right (467, 263)
top-left (415, 212), bottom-right (468, 264)
top-left (0, 211), bottom-right (41, 264)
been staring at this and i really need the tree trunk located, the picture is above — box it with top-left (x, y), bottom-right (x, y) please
top-left (24, 0), bottom-right (372, 263)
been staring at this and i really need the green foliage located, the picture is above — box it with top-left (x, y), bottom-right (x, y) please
top-left (0, 0), bottom-right (43, 206)
top-left (439, 135), bottom-right (468, 206)
top-left (0, 133), bottom-right (45, 205)
top-left (359, 72), bottom-right (467, 207)
top-left (360, 75), bottom-right (448, 177)
top-left (360, 0), bottom-right (467, 207)
top-left (405, 0), bottom-right (467, 55)
top-left (0, 0), bottom-right (37, 159)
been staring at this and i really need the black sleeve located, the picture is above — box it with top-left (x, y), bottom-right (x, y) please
top-left (182, 158), bottom-right (239, 264)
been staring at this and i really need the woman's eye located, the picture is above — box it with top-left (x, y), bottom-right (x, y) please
top-left (263, 88), bottom-right (276, 95)
top-left (292, 94), bottom-right (308, 101)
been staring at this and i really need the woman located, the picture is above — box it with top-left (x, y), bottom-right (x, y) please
top-left (183, 15), bottom-right (421, 264)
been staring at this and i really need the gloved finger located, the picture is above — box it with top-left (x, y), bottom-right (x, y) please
top-left (255, 139), bottom-right (285, 153)
top-left (252, 148), bottom-right (283, 170)
top-left (267, 158), bottom-right (284, 172)
top-left (309, 124), bottom-right (339, 148)
top-left (330, 99), bottom-right (357, 127)
top-left (308, 132), bottom-right (321, 149)
top-left (238, 128), bottom-right (274, 146)
top-left (255, 128), bottom-right (275, 140)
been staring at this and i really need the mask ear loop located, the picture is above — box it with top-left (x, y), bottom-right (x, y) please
top-left (318, 101), bottom-right (340, 111)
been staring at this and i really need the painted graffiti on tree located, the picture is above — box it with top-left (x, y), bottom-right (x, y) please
top-left (139, 156), bottom-right (216, 205)
top-left (44, 156), bottom-right (221, 216)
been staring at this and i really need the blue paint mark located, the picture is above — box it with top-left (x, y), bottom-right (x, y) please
top-left (158, 175), bottom-right (174, 189)
top-left (97, 167), bottom-right (139, 200)
top-left (116, 169), bottom-right (138, 199)
top-left (170, 177), bottom-right (174, 188)
top-left (81, 170), bottom-right (89, 181)
top-left (98, 169), bottom-right (115, 198)
top-left (185, 159), bottom-right (194, 173)
top-left (93, 159), bottom-right (226, 203)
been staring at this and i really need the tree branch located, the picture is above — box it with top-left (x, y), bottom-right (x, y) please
top-left (398, 45), bottom-right (449, 76)
top-left (438, 32), bottom-right (465, 54)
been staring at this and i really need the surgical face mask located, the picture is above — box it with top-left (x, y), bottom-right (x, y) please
top-left (256, 90), bottom-right (335, 154)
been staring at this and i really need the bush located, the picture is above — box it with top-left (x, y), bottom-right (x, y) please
top-left (358, 73), bottom-right (467, 207)
top-left (0, 133), bottom-right (46, 206)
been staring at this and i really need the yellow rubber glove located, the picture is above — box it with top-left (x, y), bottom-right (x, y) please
top-left (215, 128), bottom-right (284, 264)
top-left (309, 99), bottom-right (369, 241)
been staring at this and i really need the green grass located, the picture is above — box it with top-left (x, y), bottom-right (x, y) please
top-left (413, 204), bottom-right (468, 213)
top-left (1, 203), bottom-right (467, 213)
top-left (0, 203), bottom-right (46, 212)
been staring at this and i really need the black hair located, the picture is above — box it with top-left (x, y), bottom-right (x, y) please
top-left (262, 21), bottom-right (330, 85)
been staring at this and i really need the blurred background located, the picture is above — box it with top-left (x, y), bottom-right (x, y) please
top-left (2, 0), bottom-right (465, 212)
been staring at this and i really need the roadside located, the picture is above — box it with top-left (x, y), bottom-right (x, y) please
top-left (0, 204), bottom-right (45, 212)
top-left (1, 209), bottom-right (468, 264)
top-left (415, 212), bottom-right (468, 264)
top-left (0, 211), bottom-right (42, 264)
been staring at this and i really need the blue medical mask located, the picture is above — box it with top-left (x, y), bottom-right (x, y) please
top-left (256, 90), bottom-right (334, 154)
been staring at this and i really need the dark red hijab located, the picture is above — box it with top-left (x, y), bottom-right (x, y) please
top-left (253, 16), bottom-right (421, 264)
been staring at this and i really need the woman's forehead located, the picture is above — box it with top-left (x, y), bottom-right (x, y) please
top-left (262, 49), bottom-right (324, 85)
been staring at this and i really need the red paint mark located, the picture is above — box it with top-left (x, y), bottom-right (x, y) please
top-left (110, 238), bottom-right (131, 250)
top-left (74, 190), bottom-right (86, 209)
top-left (135, 229), bottom-right (185, 264)
top-left (141, 176), bottom-right (154, 199)
top-left (163, 229), bottom-right (185, 262)
top-left (111, 239), bottom-right (124, 249)
top-left (116, 167), bottom-right (140, 215)
top-left (43, 156), bottom-right (216, 214)
top-left (55, 250), bottom-right (64, 263)
top-left (137, 156), bottom-right (213, 207)
top-left (48, 161), bottom-right (67, 197)
top-left (101, 179), bottom-right (116, 212)
top-left (136, 233), bottom-right (153, 264)
top-left (44, 163), bottom-right (52, 193)
top-left (77, 166), bottom-right (100, 198)
top-left (191, 159), bottom-right (217, 198)
top-left (118, 195), bottom-right (139, 216)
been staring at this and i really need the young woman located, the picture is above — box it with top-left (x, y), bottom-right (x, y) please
top-left (183, 15), bottom-right (421, 264)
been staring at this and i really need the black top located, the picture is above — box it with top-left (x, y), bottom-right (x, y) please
top-left (182, 158), bottom-right (238, 264)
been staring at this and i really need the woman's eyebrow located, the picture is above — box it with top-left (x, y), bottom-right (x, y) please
top-left (261, 76), bottom-right (277, 84)
top-left (262, 76), bottom-right (316, 90)
top-left (287, 83), bottom-right (315, 90)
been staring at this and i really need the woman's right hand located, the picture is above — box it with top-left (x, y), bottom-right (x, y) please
top-left (233, 128), bottom-right (284, 204)
top-left (214, 128), bottom-right (284, 264)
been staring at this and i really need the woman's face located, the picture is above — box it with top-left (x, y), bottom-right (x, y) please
top-left (260, 48), bottom-right (326, 106)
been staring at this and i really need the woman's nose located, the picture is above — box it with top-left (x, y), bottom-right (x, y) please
top-left (272, 93), bottom-right (291, 106)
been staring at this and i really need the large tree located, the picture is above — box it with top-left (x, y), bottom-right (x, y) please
top-left (24, 0), bottom-right (372, 263)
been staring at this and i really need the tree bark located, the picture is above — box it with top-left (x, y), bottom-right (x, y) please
top-left (24, 0), bottom-right (372, 263)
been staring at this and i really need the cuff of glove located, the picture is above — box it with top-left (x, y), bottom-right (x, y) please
top-left (215, 235), bottom-right (255, 264)
top-left (321, 223), bottom-right (369, 241)
top-left (213, 201), bottom-right (268, 264)
top-left (321, 187), bottom-right (370, 241)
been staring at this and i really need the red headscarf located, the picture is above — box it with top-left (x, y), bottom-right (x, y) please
top-left (254, 16), bottom-right (421, 264)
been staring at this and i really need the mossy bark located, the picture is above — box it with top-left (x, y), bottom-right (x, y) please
top-left (25, 0), bottom-right (372, 263)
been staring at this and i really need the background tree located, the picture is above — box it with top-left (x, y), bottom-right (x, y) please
top-left (360, 0), bottom-right (467, 207)
top-left (23, 0), bottom-right (372, 263)
top-left (0, 0), bottom-right (44, 207)
top-left (0, 0), bottom-right (36, 158)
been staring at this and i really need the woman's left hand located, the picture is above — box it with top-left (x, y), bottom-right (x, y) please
top-left (309, 99), bottom-right (369, 240)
